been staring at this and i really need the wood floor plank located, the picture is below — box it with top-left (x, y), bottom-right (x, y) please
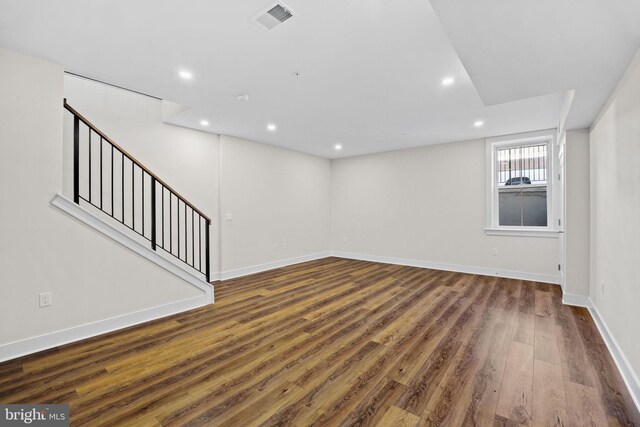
top-left (534, 290), bottom-right (554, 317)
top-left (532, 359), bottom-right (568, 426)
top-left (379, 405), bottom-right (421, 427)
top-left (337, 378), bottom-right (407, 427)
top-left (461, 322), bottom-right (513, 427)
top-left (564, 380), bottom-right (608, 426)
top-left (553, 294), bottom-right (593, 387)
top-left (513, 312), bottom-right (535, 345)
top-left (534, 314), bottom-right (561, 365)
top-left (0, 258), bottom-right (637, 426)
top-left (495, 341), bottom-right (534, 426)
top-left (494, 414), bottom-right (528, 426)
top-left (518, 282), bottom-right (535, 315)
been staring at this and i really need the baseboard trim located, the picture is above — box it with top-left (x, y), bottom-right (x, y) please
top-left (0, 295), bottom-right (208, 363)
top-left (51, 194), bottom-right (214, 304)
top-left (587, 300), bottom-right (640, 413)
top-left (330, 251), bottom-right (560, 284)
top-left (219, 252), bottom-right (332, 280)
top-left (561, 292), bottom-right (592, 308)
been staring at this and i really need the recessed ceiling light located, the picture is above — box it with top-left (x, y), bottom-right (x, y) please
top-left (200, 120), bottom-right (209, 126)
top-left (267, 123), bottom-right (277, 132)
top-left (179, 70), bottom-right (193, 80)
top-left (474, 120), bottom-right (484, 127)
top-left (334, 143), bottom-right (343, 151)
top-left (442, 77), bottom-right (455, 86)
top-left (237, 93), bottom-right (250, 102)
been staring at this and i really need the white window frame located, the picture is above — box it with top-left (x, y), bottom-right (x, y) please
top-left (485, 129), bottom-right (560, 238)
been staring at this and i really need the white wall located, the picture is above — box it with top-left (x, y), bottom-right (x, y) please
top-left (219, 135), bottom-right (331, 275)
top-left (564, 129), bottom-right (590, 297)
top-left (0, 48), bottom-right (204, 347)
top-left (589, 49), bottom-right (640, 384)
top-left (63, 75), bottom-right (220, 275)
top-left (330, 139), bottom-right (560, 281)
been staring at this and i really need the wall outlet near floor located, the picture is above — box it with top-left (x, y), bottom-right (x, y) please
top-left (492, 248), bottom-right (499, 256)
top-left (39, 292), bottom-right (52, 307)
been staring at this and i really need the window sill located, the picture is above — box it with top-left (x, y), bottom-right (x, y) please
top-left (485, 228), bottom-right (561, 238)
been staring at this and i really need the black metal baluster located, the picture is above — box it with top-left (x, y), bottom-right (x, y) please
top-left (73, 116), bottom-right (79, 204)
top-left (111, 145), bottom-right (114, 216)
top-left (140, 168), bottom-right (145, 237)
top-left (142, 171), bottom-right (145, 236)
top-left (100, 137), bottom-right (103, 209)
top-left (191, 209), bottom-right (195, 267)
top-left (205, 219), bottom-right (211, 283)
top-left (169, 193), bottom-right (173, 253)
top-left (88, 129), bottom-right (92, 203)
top-left (198, 215), bottom-right (202, 271)
top-left (121, 153), bottom-right (124, 222)
top-left (132, 163), bottom-right (135, 230)
top-left (151, 177), bottom-right (156, 250)
top-left (162, 187), bottom-right (165, 247)
top-left (177, 199), bottom-right (180, 259)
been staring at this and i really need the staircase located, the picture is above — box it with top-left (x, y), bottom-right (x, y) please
top-left (63, 99), bottom-right (212, 284)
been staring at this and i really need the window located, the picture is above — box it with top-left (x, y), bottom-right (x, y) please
top-left (486, 129), bottom-right (559, 236)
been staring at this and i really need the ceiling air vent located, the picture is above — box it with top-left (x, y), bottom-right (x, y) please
top-left (254, 3), bottom-right (294, 30)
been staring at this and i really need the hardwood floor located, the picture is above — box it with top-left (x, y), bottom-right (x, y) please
top-left (0, 257), bottom-right (638, 426)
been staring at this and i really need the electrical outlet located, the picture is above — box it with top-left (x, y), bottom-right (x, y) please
top-left (39, 292), bottom-right (52, 307)
top-left (492, 248), bottom-right (499, 256)
top-left (282, 242), bottom-right (287, 250)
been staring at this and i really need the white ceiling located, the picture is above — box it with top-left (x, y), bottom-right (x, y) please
top-left (429, 0), bottom-right (640, 130)
top-left (0, 0), bottom-right (638, 158)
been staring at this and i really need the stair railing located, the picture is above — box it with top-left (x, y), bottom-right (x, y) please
top-left (64, 99), bottom-right (211, 282)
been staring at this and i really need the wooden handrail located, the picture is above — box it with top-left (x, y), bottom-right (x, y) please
top-left (63, 99), bottom-right (211, 222)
